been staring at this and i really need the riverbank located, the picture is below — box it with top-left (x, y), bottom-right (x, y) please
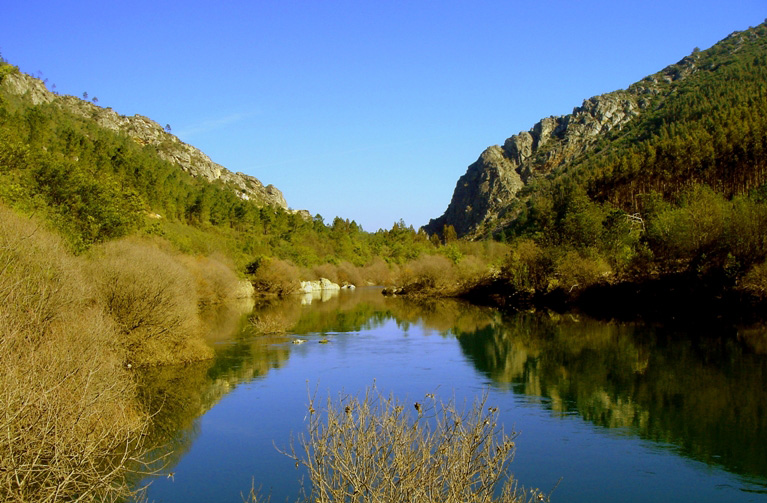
top-left (0, 206), bottom-right (247, 502)
top-left (458, 273), bottom-right (767, 327)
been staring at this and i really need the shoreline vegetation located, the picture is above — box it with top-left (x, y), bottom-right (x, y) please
top-left (2, 22), bottom-right (767, 501)
top-left (0, 206), bottom-right (247, 502)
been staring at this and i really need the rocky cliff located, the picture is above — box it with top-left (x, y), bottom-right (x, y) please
top-left (425, 49), bottom-right (705, 238)
top-left (0, 71), bottom-right (287, 209)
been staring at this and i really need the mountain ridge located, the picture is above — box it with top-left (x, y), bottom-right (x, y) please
top-left (425, 23), bottom-right (765, 238)
top-left (0, 70), bottom-right (288, 209)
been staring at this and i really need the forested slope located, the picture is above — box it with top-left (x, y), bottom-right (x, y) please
top-left (0, 60), bottom-right (452, 272)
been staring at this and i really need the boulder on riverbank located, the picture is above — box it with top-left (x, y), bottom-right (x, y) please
top-left (299, 278), bottom-right (341, 293)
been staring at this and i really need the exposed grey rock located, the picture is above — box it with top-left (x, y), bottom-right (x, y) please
top-left (1, 72), bottom-right (53, 105)
top-left (1, 71), bottom-right (288, 209)
top-left (426, 145), bottom-right (523, 237)
top-left (425, 50), bottom-right (703, 239)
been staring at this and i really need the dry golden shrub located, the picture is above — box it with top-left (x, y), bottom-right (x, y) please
top-left (271, 385), bottom-right (547, 503)
top-left (306, 261), bottom-right (363, 287)
top-left (360, 257), bottom-right (396, 285)
top-left (250, 257), bottom-right (301, 296)
top-left (336, 260), bottom-right (363, 286)
top-left (88, 238), bottom-right (212, 366)
top-left (397, 254), bottom-right (458, 295)
top-left (0, 207), bottom-right (148, 503)
top-left (180, 253), bottom-right (243, 305)
top-left (311, 263), bottom-right (340, 284)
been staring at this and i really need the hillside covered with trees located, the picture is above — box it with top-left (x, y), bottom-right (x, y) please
top-left (3, 20), bottom-right (767, 502)
top-left (417, 22), bottom-right (767, 317)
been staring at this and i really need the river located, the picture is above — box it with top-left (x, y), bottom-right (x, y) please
top-left (134, 287), bottom-right (767, 502)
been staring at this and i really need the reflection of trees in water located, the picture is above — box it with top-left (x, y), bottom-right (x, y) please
top-left (248, 288), bottom-right (502, 337)
top-left (133, 292), bottom-right (767, 488)
top-left (387, 297), bottom-right (499, 335)
top-left (200, 297), bottom-right (255, 343)
top-left (456, 311), bottom-right (767, 480)
top-left (132, 300), bottom-right (292, 486)
top-left (133, 363), bottom-right (210, 478)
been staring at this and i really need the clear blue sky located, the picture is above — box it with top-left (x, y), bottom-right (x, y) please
top-left (4, 1), bottom-right (765, 231)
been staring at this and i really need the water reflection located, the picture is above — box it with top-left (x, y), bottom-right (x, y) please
top-left (134, 289), bottom-right (767, 498)
top-left (456, 311), bottom-right (767, 481)
top-left (134, 298), bottom-right (291, 483)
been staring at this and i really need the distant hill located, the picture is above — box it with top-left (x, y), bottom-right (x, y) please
top-left (0, 67), bottom-right (287, 208)
top-left (0, 61), bottom-right (301, 250)
top-left (0, 62), bottom-right (438, 269)
top-left (426, 21), bottom-right (767, 239)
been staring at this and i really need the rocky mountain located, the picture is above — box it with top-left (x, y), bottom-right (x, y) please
top-left (0, 71), bottom-right (287, 209)
top-left (425, 25), bottom-right (760, 238)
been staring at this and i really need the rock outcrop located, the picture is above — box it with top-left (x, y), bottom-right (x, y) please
top-left (0, 71), bottom-right (287, 209)
top-left (425, 49), bottom-right (704, 238)
top-left (299, 278), bottom-right (342, 293)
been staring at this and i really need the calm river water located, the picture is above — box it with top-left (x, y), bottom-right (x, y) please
top-left (135, 287), bottom-right (767, 502)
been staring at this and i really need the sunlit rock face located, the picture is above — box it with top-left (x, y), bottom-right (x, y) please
top-left (425, 50), bottom-right (704, 238)
top-left (0, 72), bottom-right (288, 209)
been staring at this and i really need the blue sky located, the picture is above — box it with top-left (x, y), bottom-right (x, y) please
top-left (4, 1), bottom-right (765, 231)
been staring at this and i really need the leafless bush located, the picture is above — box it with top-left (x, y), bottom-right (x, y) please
top-left (250, 257), bottom-right (301, 296)
top-left (397, 255), bottom-right (459, 295)
top-left (336, 261), bottom-right (363, 286)
top-left (274, 385), bottom-right (546, 503)
top-left (0, 207), bottom-right (82, 343)
top-left (0, 207), bottom-right (150, 502)
top-left (311, 263), bottom-right (340, 284)
top-left (181, 253), bottom-right (243, 305)
top-left (360, 257), bottom-right (396, 286)
top-left (88, 238), bottom-right (212, 366)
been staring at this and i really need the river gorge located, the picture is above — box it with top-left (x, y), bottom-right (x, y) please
top-left (133, 287), bottom-right (767, 502)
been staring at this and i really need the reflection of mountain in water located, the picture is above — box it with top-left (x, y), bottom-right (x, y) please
top-left (133, 290), bottom-right (767, 490)
top-left (456, 311), bottom-right (767, 481)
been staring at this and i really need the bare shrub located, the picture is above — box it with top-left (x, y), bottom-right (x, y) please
top-left (181, 253), bottom-right (243, 305)
top-left (249, 257), bottom-right (301, 296)
top-left (0, 207), bottom-right (149, 502)
top-left (0, 309), bottom-right (148, 503)
top-left (336, 260), bottom-right (363, 286)
top-left (311, 263), bottom-right (340, 284)
top-left (306, 260), bottom-right (363, 287)
top-left (0, 207), bottom-right (83, 343)
top-left (276, 385), bottom-right (546, 503)
top-left (397, 254), bottom-right (458, 295)
top-left (89, 238), bottom-right (212, 366)
top-left (360, 257), bottom-right (395, 286)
